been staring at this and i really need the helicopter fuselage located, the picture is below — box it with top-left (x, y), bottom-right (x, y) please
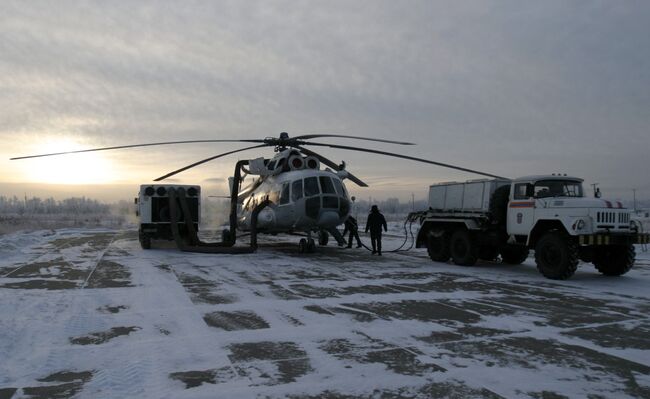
top-left (237, 169), bottom-right (351, 234)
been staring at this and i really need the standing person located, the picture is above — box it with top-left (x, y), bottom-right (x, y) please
top-left (365, 205), bottom-right (387, 255)
top-left (342, 216), bottom-right (363, 248)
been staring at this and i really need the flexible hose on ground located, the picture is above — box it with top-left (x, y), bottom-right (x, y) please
top-left (346, 212), bottom-right (420, 254)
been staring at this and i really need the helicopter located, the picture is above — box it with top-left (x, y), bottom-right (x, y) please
top-left (11, 132), bottom-right (506, 253)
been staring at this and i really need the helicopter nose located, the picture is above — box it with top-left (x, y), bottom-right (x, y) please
top-left (317, 210), bottom-right (340, 228)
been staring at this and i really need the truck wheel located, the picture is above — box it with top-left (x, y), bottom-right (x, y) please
top-left (500, 246), bottom-right (529, 265)
top-left (450, 229), bottom-right (478, 266)
top-left (139, 231), bottom-right (151, 250)
top-left (534, 232), bottom-right (578, 280)
top-left (593, 245), bottom-right (635, 276)
top-left (427, 233), bottom-right (450, 262)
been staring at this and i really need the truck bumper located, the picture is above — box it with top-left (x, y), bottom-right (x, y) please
top-left (578, 233), bottom-right (650, 246)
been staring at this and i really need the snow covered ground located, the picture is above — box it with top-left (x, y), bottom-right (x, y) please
top-left (1, 227), bottom-right (649, 398)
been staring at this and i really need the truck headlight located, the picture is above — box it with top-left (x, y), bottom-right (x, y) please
top-left (572, 219), bottom-right (586, 231)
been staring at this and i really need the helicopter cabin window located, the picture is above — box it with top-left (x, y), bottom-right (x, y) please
top-left (304, 177), bottom-right (320, 197)
top-left (333, 178), bottom-right (346, 197)
top-left (319, 176), bottom-right (336, 194)
top-left (291, 179), bottom-right (303, 201)
top-left (280, 182), bottom-right (290, 205)
top-left (267, 160), bottom-right (276, 171)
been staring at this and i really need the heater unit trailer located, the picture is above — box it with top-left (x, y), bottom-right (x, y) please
top-left (135, 184), bottom-right (201, 249)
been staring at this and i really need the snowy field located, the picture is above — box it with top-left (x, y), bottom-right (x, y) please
top-left (1, 227), bottom-right (649, 399)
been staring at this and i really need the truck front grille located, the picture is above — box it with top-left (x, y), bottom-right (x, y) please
top-left (596, 211), bottom-right (629, 229)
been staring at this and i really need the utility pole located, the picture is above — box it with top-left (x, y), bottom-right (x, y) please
top-left (632, 188), bottom-right (637, 211)
top-left (411, 193), bottom-right (415, 211)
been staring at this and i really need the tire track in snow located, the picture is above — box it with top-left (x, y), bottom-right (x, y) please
top-left (32, 230), bottom-right (147, 397)
top-left (80, 230), bottom-right (122, 289)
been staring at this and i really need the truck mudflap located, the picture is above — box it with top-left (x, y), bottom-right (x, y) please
top-left (578, 233), bottom-right (650, 246)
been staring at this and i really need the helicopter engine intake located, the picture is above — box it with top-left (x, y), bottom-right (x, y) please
top-left (288, 155), bottom-right (305, 170)
top-left (304, 156), bottom-right (320, 170)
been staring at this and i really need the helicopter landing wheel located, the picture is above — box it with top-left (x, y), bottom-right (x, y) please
top-left (307, 238), bottom-right (316, 253)
top-left (299, 238), bottom-right (316, 253)
top-left (318, 230), bottom-right (329, 246)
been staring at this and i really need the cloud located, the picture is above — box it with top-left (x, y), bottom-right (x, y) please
top-left (1, 0), bottom-right (649, 200)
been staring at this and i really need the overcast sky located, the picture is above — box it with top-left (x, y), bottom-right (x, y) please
top-left (1, 0), bottom-right (649, 201)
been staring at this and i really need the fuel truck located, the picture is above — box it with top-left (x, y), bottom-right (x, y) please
top-left (415, 175), bottom-right (649, 280)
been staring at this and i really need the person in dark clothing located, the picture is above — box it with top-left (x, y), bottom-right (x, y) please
top-left (365, 205), bottom-right (387, 255)
top-left (342, 216), bottom-right (363, 248)
top-left (326, 227), bottom-right (346, 246)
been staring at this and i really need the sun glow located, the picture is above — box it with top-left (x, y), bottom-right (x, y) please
top-left (22, 138), bottom-right (116, 184)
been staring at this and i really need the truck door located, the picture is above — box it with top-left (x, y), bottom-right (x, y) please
top-left (507, 183), bottom-right (536, 235)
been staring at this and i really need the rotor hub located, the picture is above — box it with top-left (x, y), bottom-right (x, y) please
top-left (272, 132), bottom-right (292, 151)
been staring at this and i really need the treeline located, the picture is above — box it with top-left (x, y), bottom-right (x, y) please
top-left (351, 197), bottom-right (428, 215)
top-left (0, 196), bottom-right (110, 215)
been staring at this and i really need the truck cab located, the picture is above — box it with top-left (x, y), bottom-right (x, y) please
top-left (506, 175), bottom-right (631, 245)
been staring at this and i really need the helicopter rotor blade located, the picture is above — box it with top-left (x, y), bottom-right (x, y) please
top-left (10, 139), bottom-right (267, 160)
top-left (293, 134), bottom-right (414, 146)
top-left (304, 142), bottom-right (510, 180)
top-left (154, 144), bottom-right (268, 181)
top-left (294, 145), bottom-right (368, 187)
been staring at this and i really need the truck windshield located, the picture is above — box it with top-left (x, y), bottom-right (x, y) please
top-left (534, 180), bottom-right (583, 198)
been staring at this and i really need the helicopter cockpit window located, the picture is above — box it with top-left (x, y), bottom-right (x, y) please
top-left (280, 182), bottom-right (290, 205)
top-left (319, 176), bottom-right (336, 194)
top-left (304, 177), bottom-right (320, 197)
top-left (333, 178), bottom-right (345, 197)
top-left (291, 180), bottom-right (303, 201)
